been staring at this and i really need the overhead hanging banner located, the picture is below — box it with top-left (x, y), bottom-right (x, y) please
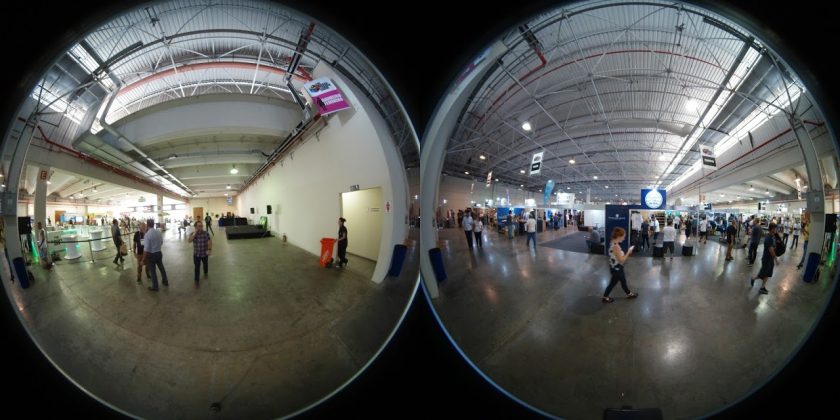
top-left (303, 77), bottom-right (351, 116)
top-left (544, 179), bottom-right (555, 205)
top-left (486, 171), bottom-right (493, 188)
top-left (700, 145), bottom-right (717, 170)
top-left (530, 151), bottom-right (544, 175)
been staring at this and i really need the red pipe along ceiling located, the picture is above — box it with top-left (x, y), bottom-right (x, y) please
top-left (474, 49), bottom-right (726, 129)
top-left (117, 62), bottom-right (313, 96)
top-left (21, 118), bottom-right (187, 199)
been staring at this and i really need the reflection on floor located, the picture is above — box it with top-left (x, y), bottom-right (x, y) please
top-left (2, 226), bottom-right (418, 419)
top-left (432, 224), bottom-right (834, 419)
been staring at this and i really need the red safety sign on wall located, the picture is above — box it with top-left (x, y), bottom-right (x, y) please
top-left (39, 170), bottom-right (48, 180)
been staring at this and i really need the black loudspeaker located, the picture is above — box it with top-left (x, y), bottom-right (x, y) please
top-left (825, 214), bottom-right (837, 233)
top-left (267, 205), bottom-right (272, 215)
top-left (250, 208), bottom-right (255, 214)
top-left (17, 217), bottom-right (32, 235)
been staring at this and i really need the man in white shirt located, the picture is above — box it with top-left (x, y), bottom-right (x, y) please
top-left (630, 212), bottom-right (642, 248)
top-left (525, 214), bottom-right (537, 249)
top-left (143, 220), bottom-right (169, 291)
top-left (791, 220), bottom-right (801, 249)
top-left (699, 217), bottom-right (708, 244)
top-left (663, 220), bottom-right (677, 259)
top-left (462, 210), bottom-right (474, 250)
top-left (473, 216), bottom-right (484, 249)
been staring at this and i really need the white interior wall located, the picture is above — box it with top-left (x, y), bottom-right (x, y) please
top-left (437, 175), bottom-right (538, 212)
top-left (188, 197), bottom-right (235, 219)
top-left (235, 62), bottom-right (408, 283)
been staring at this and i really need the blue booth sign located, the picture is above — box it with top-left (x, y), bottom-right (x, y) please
top-left (641, 189), bottom-right (666, 209)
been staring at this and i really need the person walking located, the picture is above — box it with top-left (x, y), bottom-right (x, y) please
top-left (797, 220), bottom-right (810, 269)
top-left (748, 219), bottom-right (763, 266)
top-left (36, 222), bottom-right (52, 270)
top-left (602, 227), bottom-right (638, 303)
top-left (699, 217), bottom-right (708, 244)
top-left (143, 220), bottom-right (169, 291)
top-left (473, 216), bottom-right (484, 249)
top-left (336, 218), bottom-right (349, 268)
top-left (507, 214), bottom-right (514, 239)
top-left (462, 210), bottom-right (474, 250)
top-left (133, 222), bottom-right (151, 283)
top-left (205, 213), bottom-right (214, 236)
top-left (111, 219), bottom-right (125, 266)
top-left (791, 220), bottom-right (801, 250)
top-left (782, 219), bottom-right (790, 247)
top-left (188, 220), bottom-right (213, 286)
top-left (662, 220), bottom-right (677, 260)
top-left (725, 219), bottom-right (737, 261)
top-left (525, 214), bottom-right (537, 249)
top-left (751, 223), bottom-right (779, 295)
top-left (640, 218), bottom-right (650, 251)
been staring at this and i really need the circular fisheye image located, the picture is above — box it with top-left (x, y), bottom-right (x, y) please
top-left (420, 1), bottom-right (838, 418)
top-left (0, 0), bottom-right (419, 417)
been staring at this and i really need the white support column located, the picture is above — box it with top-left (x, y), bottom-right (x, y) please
top-left (420, 40), bottom-right (509, 299)
top-left (157, 195), bottom-right (164, 228)
top-left (587, 188), bottom-right (591, 204)
top-left (34, 167), bottom-right (48, 227)
top-left (1, 115), bottom-right (40, 269)
top-left (791, 117), bottom-right (827, 260)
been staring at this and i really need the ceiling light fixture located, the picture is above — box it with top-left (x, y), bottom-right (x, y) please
top-left (46, 181), bottom-right (51, 185)
top-left (520, 184), bottom-right (524, 187)
top-left (593, 176), bottom-right (598, 179)
top-left (520, 169), bottom-right (526, 174)
top-left (479, 155), bottom-right (486, 160)
top-left (226, 184), bottom-right (231, 189)
top-left (521, 121), bottom-right (532, 131)
top-left (749, 185), bottom-right (754, 191)
top-left (230, 165), bottom-right (239, 174)
top-left (685, 98), bottom-right (699, 112)
top-left (569, 159), bottom-right (575, 164)
top-left (465, 171), bottom-right (470, 175)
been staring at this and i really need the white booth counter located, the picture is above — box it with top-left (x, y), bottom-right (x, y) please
top-left (61, 234), bottom-right (82, 259)
top-left (89, 229), bottom-right (106, 252)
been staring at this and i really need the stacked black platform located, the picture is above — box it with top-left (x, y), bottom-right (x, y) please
top-left (225, 225), bottom-right (271, 240)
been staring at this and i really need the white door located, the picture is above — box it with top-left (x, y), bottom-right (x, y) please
top-left (340, 187), bottom-right (383, 261)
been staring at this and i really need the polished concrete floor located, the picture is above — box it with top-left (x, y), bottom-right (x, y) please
top-left (432, 224), bottom-right (835, 419)
top-left (2, 226), bottom-right (418, 419)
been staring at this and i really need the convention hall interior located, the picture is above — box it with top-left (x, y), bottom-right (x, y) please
top-left (0, 1), bottom-right (419, 418)
top-left (420, 0), bottom-right (838, 418)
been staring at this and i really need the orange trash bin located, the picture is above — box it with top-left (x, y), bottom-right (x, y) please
top-left (320, 238), bottom-right (336, 267)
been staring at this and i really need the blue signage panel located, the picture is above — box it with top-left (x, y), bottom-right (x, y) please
top-left (641, 189), bottom-right (667, 209)
top-left (544, 180), bottom-right (555, 205)
top-left (604, 205), bottom-right (630, 256)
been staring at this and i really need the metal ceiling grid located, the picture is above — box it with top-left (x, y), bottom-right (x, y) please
top-left (15, 0), bottom-right (417, 201)
top-left (444, 0), bottom-right (786, 203)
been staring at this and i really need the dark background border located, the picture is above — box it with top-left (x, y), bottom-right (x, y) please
top-left (1, 1), bottom-right (836, 418)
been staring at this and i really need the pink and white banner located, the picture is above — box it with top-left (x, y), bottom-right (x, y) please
top-left (303, 77), bottom-right (351, 116)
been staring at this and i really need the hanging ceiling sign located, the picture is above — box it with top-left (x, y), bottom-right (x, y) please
top-left (700, 145), bottom-right (717, 170)
top-left (486, 171), bottom-right (493, 188)
top-left (530, 152), bottom-right (544, 175)
top-left (303, 77), bottom-right (351, 116)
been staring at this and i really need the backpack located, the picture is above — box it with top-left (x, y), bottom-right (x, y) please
top-left (774, 234), bottom-right (786, 256)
